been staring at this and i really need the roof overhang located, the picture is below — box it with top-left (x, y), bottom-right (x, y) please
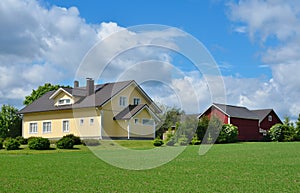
top-left (49, 88), bottom-right (72, 100)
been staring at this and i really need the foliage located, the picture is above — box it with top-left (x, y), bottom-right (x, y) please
top-left (23, 83), bottom-right (70, 105)
top-left (4, 138), bottom-right (20, 150)
top-left (156, 107), bottom-right (184, 138)
top-left (0, 105), bottom-right (22, 139)
top-left (217, 124), bottom-right (238, 143)
top-left (294, 114), bottom-right (300, 141)
top-left (28, 137), bottom-right (50, 150)
top-left (0, 141), bottom-right (2, 149)
top-left (82, 139), bottom-right (101, 146)
top-left (190, 135), bottom-right (201, 145)
top-left (177, 115), bottom-right (198, 142)
top-left (198, 116), bottom-right (223, 144)
top-left (177, 135), bottom-right (188, 146)
top-left (16, 136), bottom-right (28, 145)
top-left (165, 137), bottom-right (176, 146)
top-left (56, 137), bottom-right (74, 149)
top-left (63, 134), bottom-right (81, 145)
top-left (153, 138), bottom-right (164, 147)
top-left (268, 123), bottom-right (294, 142)
top-left (196, 116), bottom-right (209, 141)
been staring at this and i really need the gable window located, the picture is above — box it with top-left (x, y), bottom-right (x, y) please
top-left (80, 119), bottom-right (84, 126)
top-left (134, 118), bottom-right (139, 124)
top-left (43, 122), bottom-right (51, 133)
top-left (268, 115), bottom-right (272, 122)
top-left (119, 96), bottom-right (127, 107)
top-left (142, 119), bottom-right (154, 126)
top-left (58, 98), bottom-right (71, 105)
top-left (62, 120), bottom-right (69, 132)
top-left (29, 122), bottom-right (38, 134)
top-left (133, 98), bottom-right (141, 105)
top-left (90, 118), bottom-right (94, 125)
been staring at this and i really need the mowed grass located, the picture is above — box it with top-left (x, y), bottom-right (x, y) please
top-left (0, 142), bottom-right (299, 192)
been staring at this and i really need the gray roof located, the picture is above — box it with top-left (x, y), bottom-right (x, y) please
top-left (251, 109), bottom-right (272, 122)
top-left (113, 104), bottom-right (147, 120)
top-left (213, 103), bottom-right (259, 120)
top-left (18, 80), bottom-right (135, 114)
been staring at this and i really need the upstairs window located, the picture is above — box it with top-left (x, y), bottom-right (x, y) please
top-left (90, 118), bottom-right (94, 125)
top-left (58, 98), bottom-right (71, 105)
top-left (133, 98), bottom-right (141, 105)
top-left (142, 119), bottom-right (154, 126)
top-left (119, 96), bottom-right (127, 107)
top-left (268, 115), bottom-right (272, 122)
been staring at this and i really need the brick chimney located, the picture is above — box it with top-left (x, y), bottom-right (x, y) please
top-left (74, 80), bottom-right (79, 88)
top-left (86, 78), bottom-right (94, 96)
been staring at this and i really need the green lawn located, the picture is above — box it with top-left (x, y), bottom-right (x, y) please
top-left (0, 142), bottom-right (299, 192)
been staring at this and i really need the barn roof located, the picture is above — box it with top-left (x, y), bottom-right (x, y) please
top-left (251, 109), bottom-right (272, 122)
top-left (213, 103), bottom-right (259, 120)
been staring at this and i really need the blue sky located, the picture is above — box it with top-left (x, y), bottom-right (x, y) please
top-left (0, 0), bottom-right (299, 120)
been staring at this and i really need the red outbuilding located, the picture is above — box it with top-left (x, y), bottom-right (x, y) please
top-left (199, 103), bottom-right (282, 141)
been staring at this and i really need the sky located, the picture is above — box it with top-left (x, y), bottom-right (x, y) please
top-left (0, 0), bottom-right (300, 120)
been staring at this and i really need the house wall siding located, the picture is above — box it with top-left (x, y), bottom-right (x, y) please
top-left (230, 118), bottom-right (260, 141)
top-left (203, 107), bottom-right (229, 124)
top-left (260, 111), bottom-right (282, 131)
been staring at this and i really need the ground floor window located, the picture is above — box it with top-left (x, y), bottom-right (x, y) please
top-left (142, 119), bottom-right (154, 126)
top-left (43, 122), bottom-right (51, 133)
top-left (29, 122), bottom-right (38, 133)
top-left (62, 120), bottom-right (69, 132)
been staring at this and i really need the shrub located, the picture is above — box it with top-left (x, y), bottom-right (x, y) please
top-left (56, 137), bottom-right (74, 149)
top-left (269, 123), bottom-right (294, 142)
top-left (178, 135), bottom-right (188, 146)
top-left (4, 138), bottom-right (20, 150)
top-left (190, 135), bottom-right (201, 145)
top-left (63, 134), bottom-right (81, 145)
top-left (16, 136), bottom-right (28, 145)
top-left (28, 137), bottom-right (50, 150)
top-left (153, 138), bottom-right (164, 147)
top-left (27, 136), bottom-right (38, 143)
top-left (217, 124), bottom-right (238, 143)
top-left (82, 139), bottom-right (101, 146)
top-left (165, 137), bottom-right (176, 146)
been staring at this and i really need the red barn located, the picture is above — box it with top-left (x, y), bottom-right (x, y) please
top-left (199, 103), bottom-right (282, 141)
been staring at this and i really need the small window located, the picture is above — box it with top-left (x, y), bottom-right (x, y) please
top-left (133, 98), bottom-right (141, 105)
top-left (80, 119), bottom-right (84, 125)
top-left (43, 122), bottom-right (51, 133)
top-left (142, 119), bottom-right (154, 126)
top-left (90, 118), bottom-right (94, 125)
top-left (58, 98), bottom-right (71, 105)
top-left (119, 96), bottom-right (127, 107)
top-left (29, 122), bottom-right (38, 134)
top-left (268, 115), bottom-right (272, 122)
top-left (62, 120), bottom-right (69, 132)
top-left (134, 118), bottom-right (139, 124)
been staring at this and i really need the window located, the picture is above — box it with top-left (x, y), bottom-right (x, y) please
top-left (90, 118), bottom-right (94, 125)
top-left (142, 119), bottom-right (154, 126)
top-left (119, 96), bottom-right (127, 106)
top-left (43, 122), bottom-right (51, 133)
top-left (62, 120), bottom-right (69, 132)
top-left (268, 115), bottom-right (272, 122)
top-left (133, 98), bottom-right (141, 105)
top-left (134, 118), bottom-right (139, 124)
top-left (29, 123), bottom-right (38, 133)
top-left (58, 98), bottom-right (71, 105)
top-left (80, 119), bottom-right (84, 126)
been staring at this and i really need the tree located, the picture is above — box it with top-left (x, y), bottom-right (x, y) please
top-left (196, 115), bottom-right (223, 143)
top-left (294, 114), bottom-right (300, 141)
top-left (196, 116), bottom-right (209, 141)
top-left (269, 123), bottom-right (294, 142)
top-left (23, 83), bottom-right (69, 105)
top-left (0, 105), bottom-right (22, 138)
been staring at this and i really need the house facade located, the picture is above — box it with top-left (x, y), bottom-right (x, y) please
top-left (18, 79), bottom-right (161, 139)
top-left (199, 103), bottom-right (282, 141)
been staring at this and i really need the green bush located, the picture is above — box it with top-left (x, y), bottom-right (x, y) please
top-left (178, 135), bottom-right (188, 146)
top-left (190, 135), bottom-right (201, 145)
top-left (269, 123), bottom-right (294, 142)
top-left (153, 138), bottom-right (164, 147)
top-left (63, 134), bottom-right (81, 145)
top-left (56, 137), bottom-right (74, 149)
top-left (16, 136), bottom-right (28, 145)
top-left (217, 124), bottom-right (239, 143)
top-left (82, 139), bottom-right (101, 146)
top-left (27, 136), bottom-right (38, 143)
top-left (165, 137), bottom-right (176, 146)
top-left (4, 138), bottom-right (20, 150)
top-left (28, 137), bottom-right (50, 150)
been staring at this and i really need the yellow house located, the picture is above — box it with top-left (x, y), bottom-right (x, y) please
top-left (18, 79), bottom-right (161, 139)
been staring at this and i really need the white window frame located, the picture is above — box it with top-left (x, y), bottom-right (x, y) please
top-left (80, 118), bottom-right (84, 126)
top-left (58, 98), bottom-right (71, 106)
top-left (268, 115), bottom-right (272, 122)
top-left (119, 96), bottom-right (127, 107)
top-left (29, 122), bottom-right (38, 134)
top-left (142, 118), bottom-right (154, 126)
top-left (43, 121), bottom-right (52, 133)
top-left (62, 120), bottom-right (69, 133)
top-left (133, 98), bottom-right (141, 105)
top-left (134, 118), bottom-right (139, 124)
top-left (90, 118), bottom-right (94, 125)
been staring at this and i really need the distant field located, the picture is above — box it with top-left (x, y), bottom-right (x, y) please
top-left (0, 142), bottom-right (299, 192)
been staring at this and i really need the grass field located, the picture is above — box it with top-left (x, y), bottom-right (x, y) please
top-left (0, 142), bottom-right (299, 192)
